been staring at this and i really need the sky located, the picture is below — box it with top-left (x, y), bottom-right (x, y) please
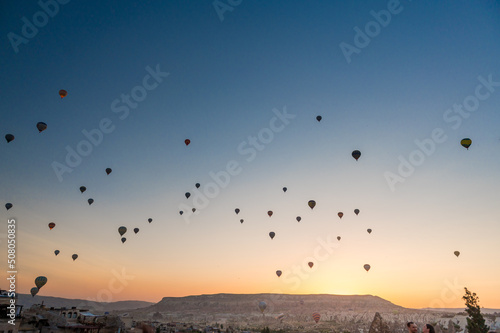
top-left (1, 0), bottom-right (499, 310)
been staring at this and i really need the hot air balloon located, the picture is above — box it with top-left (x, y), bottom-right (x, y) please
top-left (79, 186), bottom-right (86, 193)
top-left (269, 232), bottom-right (275, 240)
top-left (30, 287), bottom-right (39, 297)
top-left (195, 183), bottom-right (200, 188)
top-left (48, 222), bottom-right (56, 230)
top-left (184, 192), bottom-right (191, 199)
top-left (461, 138), bottom-right (472, 150)
top-left (5, 203), bottom-right (12, 210)
top-left (88, 198), bottom-right (94, 205)
top-left (354, 209), bottom-right (360, 215)
top-left (240, 219), bottom-right (244, 223)
top-left (258, 301), bottom-right (267, 313)
top-left (308, 200), bottom-right (316, 209)
top-left (337, 236), bottom-right (341, 241)
top-left (454, 251), bottom-right (460, 257)
top-left (59, 89), bottom-right (68, 98)
top-left (192, 208), bottom-right (196, 213)
top-left (352, 150), bottom-right (361, 161)
top-left (179, 211), bottom-right (184, 215)
top-left (134, 228), bottom-right (139, 234)
top-left (367, 229), bottom-right (372, 234)
top-left (121, 237), bottom-right (126, 243)
top-left (54, 250), bottom-right (60, 256)
top-left (363, 264), bottom-right (371, 272)
top-left (235, 208), bottom-right (240, 214)
top-left (148, 218), bottom-right (153, 223)
top-left (276, 270), bottom-right (282, 277)
top-left (72, 254), bottom-right (78, 261)
top-left (296, 216), bottom-right (301, 222)
top-left (185, 139), bottom-right (191, 146)
top-left (35, 276), bottom-right (47, 289)
top-left (282, 187), bottom-right (287, 192)
top-left (37, 122), bottom-right (47, 133)
top-left (308, 262), bottom-right (314, 268)
top-left (105, 168), bottom-right (112, 175)
top-left (5, 134), bottom-right (14, 143)
top-left (312, 312), bottom-right (321, 323)
top-left (118, 226), bottom-right (127, 236)
top-left (316, 115), bottom-right (322, 122)
top-left (338, 212), bottom-right (343, 219)
top-left (268, 210), bottom-right (273, 217)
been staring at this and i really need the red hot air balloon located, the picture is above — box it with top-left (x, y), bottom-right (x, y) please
top-left (308, 262), bottom-right (314, 268)
top-left (185, 139), bottom-right (191, 146)
top-left (312, 312), bottom-right (321, 323)
top-left (59, 90), bottom-right (68, 98)
top-left (48, 222), bottom-right (56, 230)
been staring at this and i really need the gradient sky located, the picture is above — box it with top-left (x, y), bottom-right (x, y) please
top-left (1, 1), bottom-right (499, 310)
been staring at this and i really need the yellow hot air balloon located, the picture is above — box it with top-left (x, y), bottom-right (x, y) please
top-left (35, 276), bottom-right (47, 289)
top-left (308, 200), bottom-right (316, 209)
top-left (461, 138), bottom-right (472, 150)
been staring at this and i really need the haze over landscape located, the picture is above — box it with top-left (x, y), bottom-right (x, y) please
top-left (1, 0), bottom-right (499, 312)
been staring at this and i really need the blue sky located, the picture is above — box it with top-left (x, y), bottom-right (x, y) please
top-left (1, 0), bottom-right (499, 308)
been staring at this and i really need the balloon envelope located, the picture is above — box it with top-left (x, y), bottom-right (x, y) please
top-left (282, 187), bottom-right (287, 192)
top-left (461, 138), bottom-right (472, 149)
top-left (88, 198), bottom-right (94, 205)
top-left (258, 301), bottom-right (267, 313)
top-left (5, 134), bottom-right (14, 143)
top-left (179, 211), bottom-right (183, 215)
top-left (367, 229), bottom-right (372, 234)
top-left (337, 236), bottom-right (341, 241)
top-left (185, 192), bottom-right (191, 199)
top-left (185, 139), bottom-right (190, 146)
top-left (35, 276), bottom-right (47, 289)
top-left (235, 208), bottom-right (240, 214)
top-left (5, 203), bottom-right (12, 210)
top-left (454, 251), bottom-right (460, 257)
top-left (296, 216), bottom-right (301, 222)
top-left (240, 219), bottom-right (244, 223)
top-left (312, 312), bottom-right (321, 323)
top-left (308, 200), bottom-right (316, 209)
top-left (59, 89), bottom-right (67, 98)
top-left (31, 287), bottom-right (39, 297)
top-left (195, 183), bottom-right (200, 188)
top-left (79, 186), bottom-right (86, 193)
top-left (72, 254), bottom-right (78, 261)
top-left (267, 210), bottom-right (273, 217)
top-left (148, 218), bottom-right (153, 223)
top-left (134, 228), bottom-right (139, 234)
top-left (48, 222), bottom-right (55, 230)
top-left (269, 232), bottom-right (275, 239)
top-left (354, 209), bottom-right (360, 215)
top-left (276, 270), bottom-right (282, 277)
top-left (37, 122), bottom-right (47, 132)
top-left (316, 115), bottom-right (322, 122)
top-left (118, 226), bottom-right (127, 236)
top-left (364, 264), bottom-right (371, 272)
top-left (338, 212), bottom-right (343, 219)
top-left (54, 250), bottom-right (60, 256)
top-left (352, 150), bottom-right (361, 161)
top-left (105, 168), bottom-right (112, 175)
top-left (308, 262), bottom-right (314, 268)
top-left (121, 237), bottom-right (126, 243)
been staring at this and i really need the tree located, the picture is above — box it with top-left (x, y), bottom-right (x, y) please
top-left (462, 287), bottom-right (490, 333)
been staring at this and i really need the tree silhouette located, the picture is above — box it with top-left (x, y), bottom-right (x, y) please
top-left (462, 287), bottom-right (489, 333)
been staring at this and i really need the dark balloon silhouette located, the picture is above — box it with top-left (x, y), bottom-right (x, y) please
top-left (37, 122), bottom-right (47, 133)
top-left (352, 150), bottom-right (361, 161)
top-left (105, 168), bottom-right (112, 175)
top-left (5, 203), bottom-right (13, 210)
top-left (59, 89), bottom-right (68, 98)
top-left (316, 115), bottom-right (322, 122)
top-left (79, 186), bottom-right (86, 193)
top-left (185, 139), bottom-right (190, 146)
top-left (88, 198), bottom-right (94, 205)
top-left (5, 134), bottom-right (14, 143)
